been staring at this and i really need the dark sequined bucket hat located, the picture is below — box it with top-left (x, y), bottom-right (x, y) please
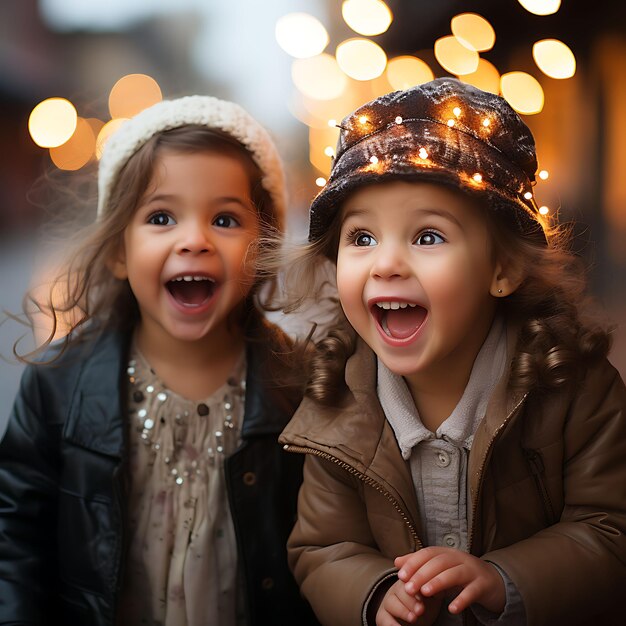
top-left (308, 77), bottom-right (544, 242)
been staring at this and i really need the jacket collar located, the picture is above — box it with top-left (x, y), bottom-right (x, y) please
top-left (464, 321), bottom-right (528, 494)
top-left (64, 327), bottom-right (130, 458)
top-left (280, 338), bottom-right (422, 529)
top-left (242, 334), bottom-right (298, 438)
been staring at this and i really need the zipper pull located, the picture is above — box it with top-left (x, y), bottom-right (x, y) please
top-left (523, 448), bottom-right (544, 474)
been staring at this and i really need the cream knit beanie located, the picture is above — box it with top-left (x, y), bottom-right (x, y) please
top-left (97, 95), bottom-right (286, 223)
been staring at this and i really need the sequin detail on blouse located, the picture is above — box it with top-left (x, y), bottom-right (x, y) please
top-left (127, 353), bottom-right (245, 485)
top-left (119, 347), bottom-right (247, 626)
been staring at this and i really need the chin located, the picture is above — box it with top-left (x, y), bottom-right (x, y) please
top-left (373, 351), bottom-right (419, 377)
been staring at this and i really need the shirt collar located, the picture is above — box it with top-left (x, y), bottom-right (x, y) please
top-left (378, 316), bottom-right (508, 459)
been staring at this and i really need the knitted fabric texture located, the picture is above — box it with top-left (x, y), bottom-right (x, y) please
top-left (309, 77), bottom-right (543, 242)
top-left (97, 95), bottom-right (286, 224)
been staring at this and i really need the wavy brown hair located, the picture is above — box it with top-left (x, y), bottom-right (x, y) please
top-left (13, 125), bottom-right (282, 363)
top-left (281, 190), bottom-right (611, 406)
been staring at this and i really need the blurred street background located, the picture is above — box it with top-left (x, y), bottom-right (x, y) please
top-left (1, 0), bottom-right (625, 432)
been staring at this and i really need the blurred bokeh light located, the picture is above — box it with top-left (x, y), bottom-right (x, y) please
top-left (108, 74), bottom-right (162, 120)
top-left (28, 98), bottom-right (78, 148)
top-left (450, 13), bottom-right (495, 52)
top-left (292, 53), bottom-right (348, 100)
top-left (336, 38), bottom-right (387, 81)
top-left (459, 58), bottom-right (500, 94)
top-left (533, 39), bottom-right (576, 79)
top-left (386, 55), bottom-right (434, 90)
top-left (275, 13), bottom-right (329, 59)
top-left (500, 71), bottom-right (545, 114)
top-left (517, 0), bottom-right (561, 16)
top-left (434, 36), bottom-right (479, 75)
top-left (49, 117), bottom-right (96, 170)
top-left (96, 118), bottom-right (128, 159)
top-left (341, 0), bottom-right (392, 37)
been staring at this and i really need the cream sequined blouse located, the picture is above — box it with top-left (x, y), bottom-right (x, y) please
top-left (118, 346), bottom-right (247, 626)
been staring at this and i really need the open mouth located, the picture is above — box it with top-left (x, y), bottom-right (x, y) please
top-left (166, 275), bottom-right (216, 307)
top-left (373, 301), bottom-right (427, 340)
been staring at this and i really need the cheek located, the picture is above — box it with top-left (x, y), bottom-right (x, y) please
top-left (336, 254), bottom-right (370, 330)
top-left (336, 253), bottom-right (358, 301)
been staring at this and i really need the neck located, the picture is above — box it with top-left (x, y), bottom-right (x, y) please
top-left (134, 322), bottom-right (246, 401)
top-left (404, 318), bottom-right (495, 433)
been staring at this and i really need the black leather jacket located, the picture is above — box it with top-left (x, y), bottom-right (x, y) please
top-left (0, 324), bottom-right (317, 625)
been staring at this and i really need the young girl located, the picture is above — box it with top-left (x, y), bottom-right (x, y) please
top-left (0, 95), bottom-right (317, 625)
top-left (279, 78), bottom-right (626, 626)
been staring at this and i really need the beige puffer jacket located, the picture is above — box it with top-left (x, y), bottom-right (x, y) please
top-left (280, 336), bottom-right (626, 626)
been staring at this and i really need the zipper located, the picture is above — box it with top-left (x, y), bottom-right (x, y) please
top-left (523, 448), bottom-right (555, 525)
top-left (468, 393), bottom-right (528, 554)
top-left (283, 443), bottom-right (422, 550)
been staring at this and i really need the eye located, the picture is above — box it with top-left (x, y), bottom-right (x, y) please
top-left (214, 214), bottom-right (240, 228)
top-left (348, 229), bottom-right (377, 247)
top-left (148, 212), bottom-right (175, 226)
top-left (415, 231), bottom-right (444, 246)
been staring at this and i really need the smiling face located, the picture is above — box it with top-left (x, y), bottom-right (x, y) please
top-left (337, 180), bottom-right (505, 394)
top-left (112, 149), bottom-right (260, 350)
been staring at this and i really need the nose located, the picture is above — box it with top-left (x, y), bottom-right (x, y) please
top-left (371, 242), bottom-right (410, 280)
top-left (176, 220), bottom-right (213, 255)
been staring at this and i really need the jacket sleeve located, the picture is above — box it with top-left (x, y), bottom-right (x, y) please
top-left (484, 361), bottom-right (626, 626)
top-left (0, 365), bottom-right (60, 624)
top-left (287, 454), bottom-right (396, 626)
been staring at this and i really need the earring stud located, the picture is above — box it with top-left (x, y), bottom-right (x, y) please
top-left (497, 288), bottom-right (503, 294)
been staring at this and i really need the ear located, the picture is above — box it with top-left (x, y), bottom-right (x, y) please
top-left (107, 242), bottom-right (128, 280)
top-left (490, 256), bottom-right (524, 298)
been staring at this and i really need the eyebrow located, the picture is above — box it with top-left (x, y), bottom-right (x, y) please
top-left (342, 205), bottom-right (463, 228)
top-left (144, 193), bottom-right (252, 208)
top-left (417, 207), bottom-right (464, 229)
top-left (341, 207), bottom-right (368, 222)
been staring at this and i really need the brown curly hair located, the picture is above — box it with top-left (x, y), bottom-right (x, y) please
top-left (283, 192), bottom-right (611, 406)
top-left (13, 125), bottom-right (282, 363)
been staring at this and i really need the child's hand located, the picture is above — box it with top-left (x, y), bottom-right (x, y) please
top-left (394, 548), bottom-right (505, 616)
top-left (375, 579), bottom-right (442, 626)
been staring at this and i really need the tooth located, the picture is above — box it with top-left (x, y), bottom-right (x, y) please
top-left (409, 303), bottom-right (417, 307)
top-left (390, 302), bottom-right (400, 310)
top-left (193, 276), bottom-right (203, 281)
top-left (183, 276), bottom-right (193, 282)
top-left (399, 303), bottom-right (408, 309)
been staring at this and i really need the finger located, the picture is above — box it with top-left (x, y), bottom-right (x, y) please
top-left (396, 548), bottom-right (442, 581)
top-left (447, 580), bottom-right (484, 614)
top-left (420, 564), bottom-right (467, 597)
top-left (382, 594), bottom-right (418, 624)
top-left (395, 584), bottom-right (424, 614)
top-left (404, 553), bottom-right (461, 595)
top-left (375, 608), bottom-right (403, 626)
